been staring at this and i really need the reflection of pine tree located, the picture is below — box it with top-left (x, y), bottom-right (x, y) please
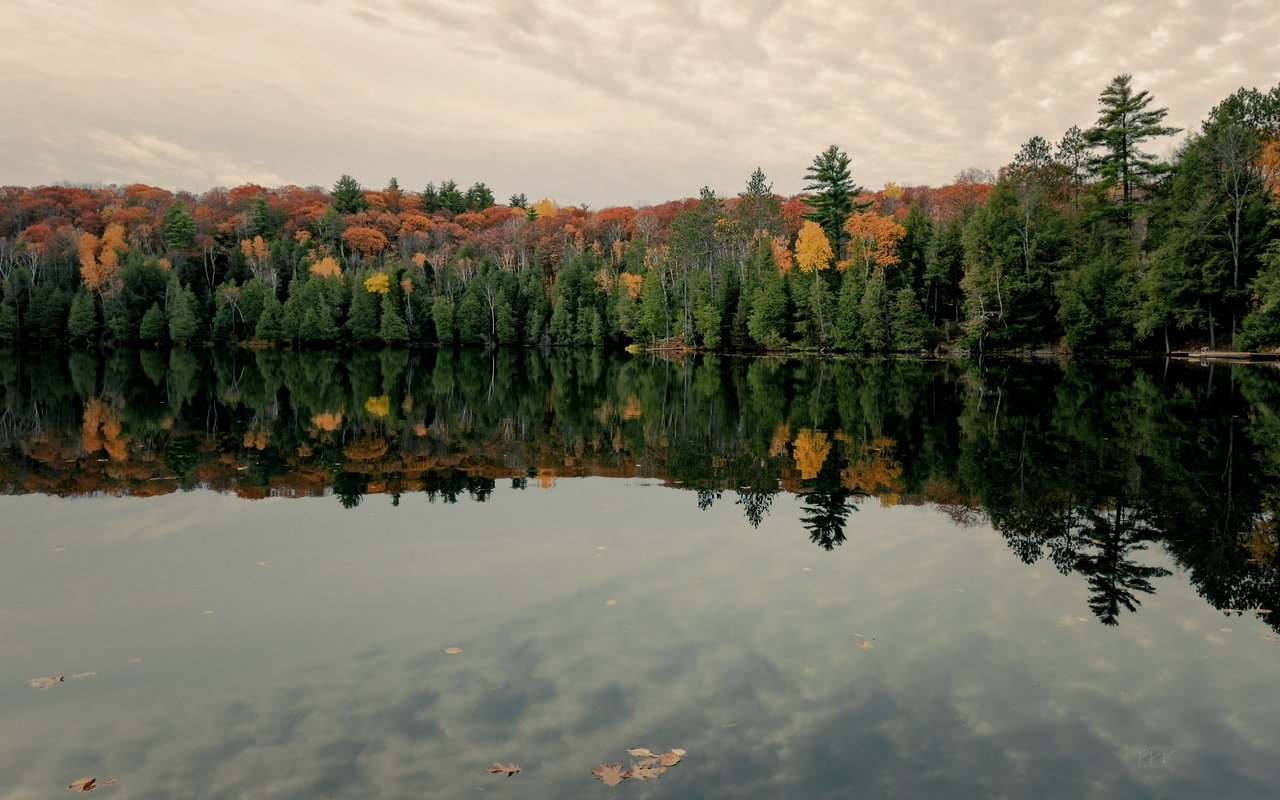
top-left (335, 471), bottom-right (369, 509)
top-left (798, 441), bottom-right (861, 551)
top-left (1074, 504), bottom-right (1169, 626)
top-left (736, 490), bottom-right (776, 528)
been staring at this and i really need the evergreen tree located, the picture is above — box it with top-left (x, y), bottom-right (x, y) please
top-left (891, 286), bottom-right (930, 350)
top-left (0, 297), bottom-right (17, 344)
top-left (161, 201), bottom-right (195, 252)
top-left (465, 182), bottom-right (495, 211)
top-left (332, 174), bottom-right (368, 215)
top-left (139, 303), bottom-right (167, 342)
top-left (1085, 74), bottom-right (1181, 226)
top-left (803, 145), bottom-right (870, 259)
top-left (747, 265), bottom-right (788, 347)
top-left (432, 296), bottom-right (456, 345)
top-left (67, 288), bottom-right (98, 344)
top-left (347, 279), bottom-right (380, 344)
top-left (378, 293), bottom-right (409, 344)
top-left (167, 282), bottom-right (200, 345)
top-left (254, 293), bottom-right (284, 341)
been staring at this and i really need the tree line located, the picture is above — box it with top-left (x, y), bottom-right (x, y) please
top-left (1, 75), bottom-right (1278, 353)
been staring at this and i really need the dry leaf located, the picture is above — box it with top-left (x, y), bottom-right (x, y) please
top-left (485, 762), bottom-right (521, 776)
top-left (444, 647), bottom-right (463, 655)
top-left (625, 747), bottom-right (653, 757)
top-left (605, 599), bottom-right (617, 606)
top-left (658, 751), bottom-right (681, 767)
top-left (801, 567), bottom-right (813, 572)
top-left (28, 675), bottom-right (63, 690)
top-left (670, 748), bottom-right (687, 756)
top-left (590, 762), bottom-right (627, 787)
top-left (256, 561), bottom-right (268, 567)
top-left (52, 547), bottom-right (67, 552)
top-left (628, 764), bottom-right (666, 781)
top-left (68, 777), bottom-right (114, 791)
top-left (70, 672), bottom-right (98, 681)
top-left (858, 641), bottom-right (874, 650)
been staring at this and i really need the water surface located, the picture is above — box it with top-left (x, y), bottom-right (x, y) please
top-left (1, 349), bottom-right (1278, 798)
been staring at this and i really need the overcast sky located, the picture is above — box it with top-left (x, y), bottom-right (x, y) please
top-left (2, 0), bottom-right (1277, 207)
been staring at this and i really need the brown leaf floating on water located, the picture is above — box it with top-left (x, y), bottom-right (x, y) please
top-left (28, 675), bottom-right (64, 690)
top-left (444, 647), bottom-right (463, 655)
top-left (628, 764), bottom-right (666, 781)
top-left (657, 750), bottom-right (682, 767)
top-left (605, 599), bottom-right (617, 606)
top-left (590, 762), bottom-right (627, 787)
top-left (625, 747), bottom-right (653, 758)
top-left (858, 641), bottom-right (874, 650)
top-left (485, 762), bottom-right (521, 776)
top-left (68, 776), bottom-right (116, 791)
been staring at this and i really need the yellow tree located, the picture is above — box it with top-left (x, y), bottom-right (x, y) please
top-left (794, 220), bottom-right (835, 343)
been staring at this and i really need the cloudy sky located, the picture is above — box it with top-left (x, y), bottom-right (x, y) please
top-left (2, 0), bottom-right (1277, 206)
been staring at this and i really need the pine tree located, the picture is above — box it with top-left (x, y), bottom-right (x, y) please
top-left (803, 145), bottom-right (870, 259)
top-left (139, 303), bottom-right (167, 342)
top-left (67, 288), bottom-right (98, 344)
top-left (1085, 74), bottom-right (1181, 226)
top-left (332, 174), bottom-right (368, 215)
top-left (161, 201), bottom-right (195, 252)
top-left (378, 294), bottom-right (409, 344)
top-left (167, 283), bottom-right (199, 345)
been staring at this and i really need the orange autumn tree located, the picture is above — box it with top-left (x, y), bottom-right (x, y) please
top-left (842, 211), bottom-right (905, 278)
top-left (78, 223), bottom-right (127, 295)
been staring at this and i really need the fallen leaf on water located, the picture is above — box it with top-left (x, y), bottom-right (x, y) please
top-left (52, 547), bottom-right (67, 552)
top-left (68, 777), bottom-right (116, 791)
top-left (670, 748), bottom-right (687, 756)
top-left (858, 641), bottom-right (874, 650)
top-left (202, 610), bottom-right (215, 615)
top-left (801, 567), bottom-right (813, 572)
top-left (625, 747), bottom-right (653, 758)
top-left (444, 647), bottom-right (464, 655)
top-left (590, 762), bottom-right (627, 787)
top-left (127, 658), bottom-right (143, 664)
top-left (606, 599), bottom-right (617, 606)
top-left (71, 672), bottom-right (98, 681)
top-left (28, 676), bottom-right (64, 690)
top-left (256, 561), bottom-right (268, 567)
top-left (657, 751), bottom-right (681, 767)
top-left (485, 762), bottom-right (521, 776)
top-left (628, 764), bottom-right (666, 781)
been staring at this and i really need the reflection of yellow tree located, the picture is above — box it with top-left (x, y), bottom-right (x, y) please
top-left (82, 397), bottom-right (130, 461)
top-left (793, 428), bottom-right (831, 480)
top-left (311, 411), bottom-right (343, 432)
top-left (840, 436), bottom-right (902, 496)
top-left (364, 395), bottom-right (391, 417)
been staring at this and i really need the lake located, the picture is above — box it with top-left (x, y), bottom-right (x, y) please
top-left (2, 348), bottom-right (1278, 798)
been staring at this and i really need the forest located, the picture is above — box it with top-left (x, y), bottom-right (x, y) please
top-left (1, 75), bottom-right (1278, 354)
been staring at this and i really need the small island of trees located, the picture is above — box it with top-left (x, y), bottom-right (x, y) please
top-left (2, 75), bottom-right (1278, 354)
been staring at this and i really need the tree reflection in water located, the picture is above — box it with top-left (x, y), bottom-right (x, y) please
top-left (0, 347), bottom-right (1276, 629)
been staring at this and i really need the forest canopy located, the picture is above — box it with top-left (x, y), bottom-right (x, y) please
top-left (2, 76), bottom-right (1278, 354)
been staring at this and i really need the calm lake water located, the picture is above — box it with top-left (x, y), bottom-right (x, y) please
top-left (2, 349), bottom-right (1278, 798)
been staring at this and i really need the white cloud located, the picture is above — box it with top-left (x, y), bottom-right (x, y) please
top-left (0, 0), bottom-right (1277, 203)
